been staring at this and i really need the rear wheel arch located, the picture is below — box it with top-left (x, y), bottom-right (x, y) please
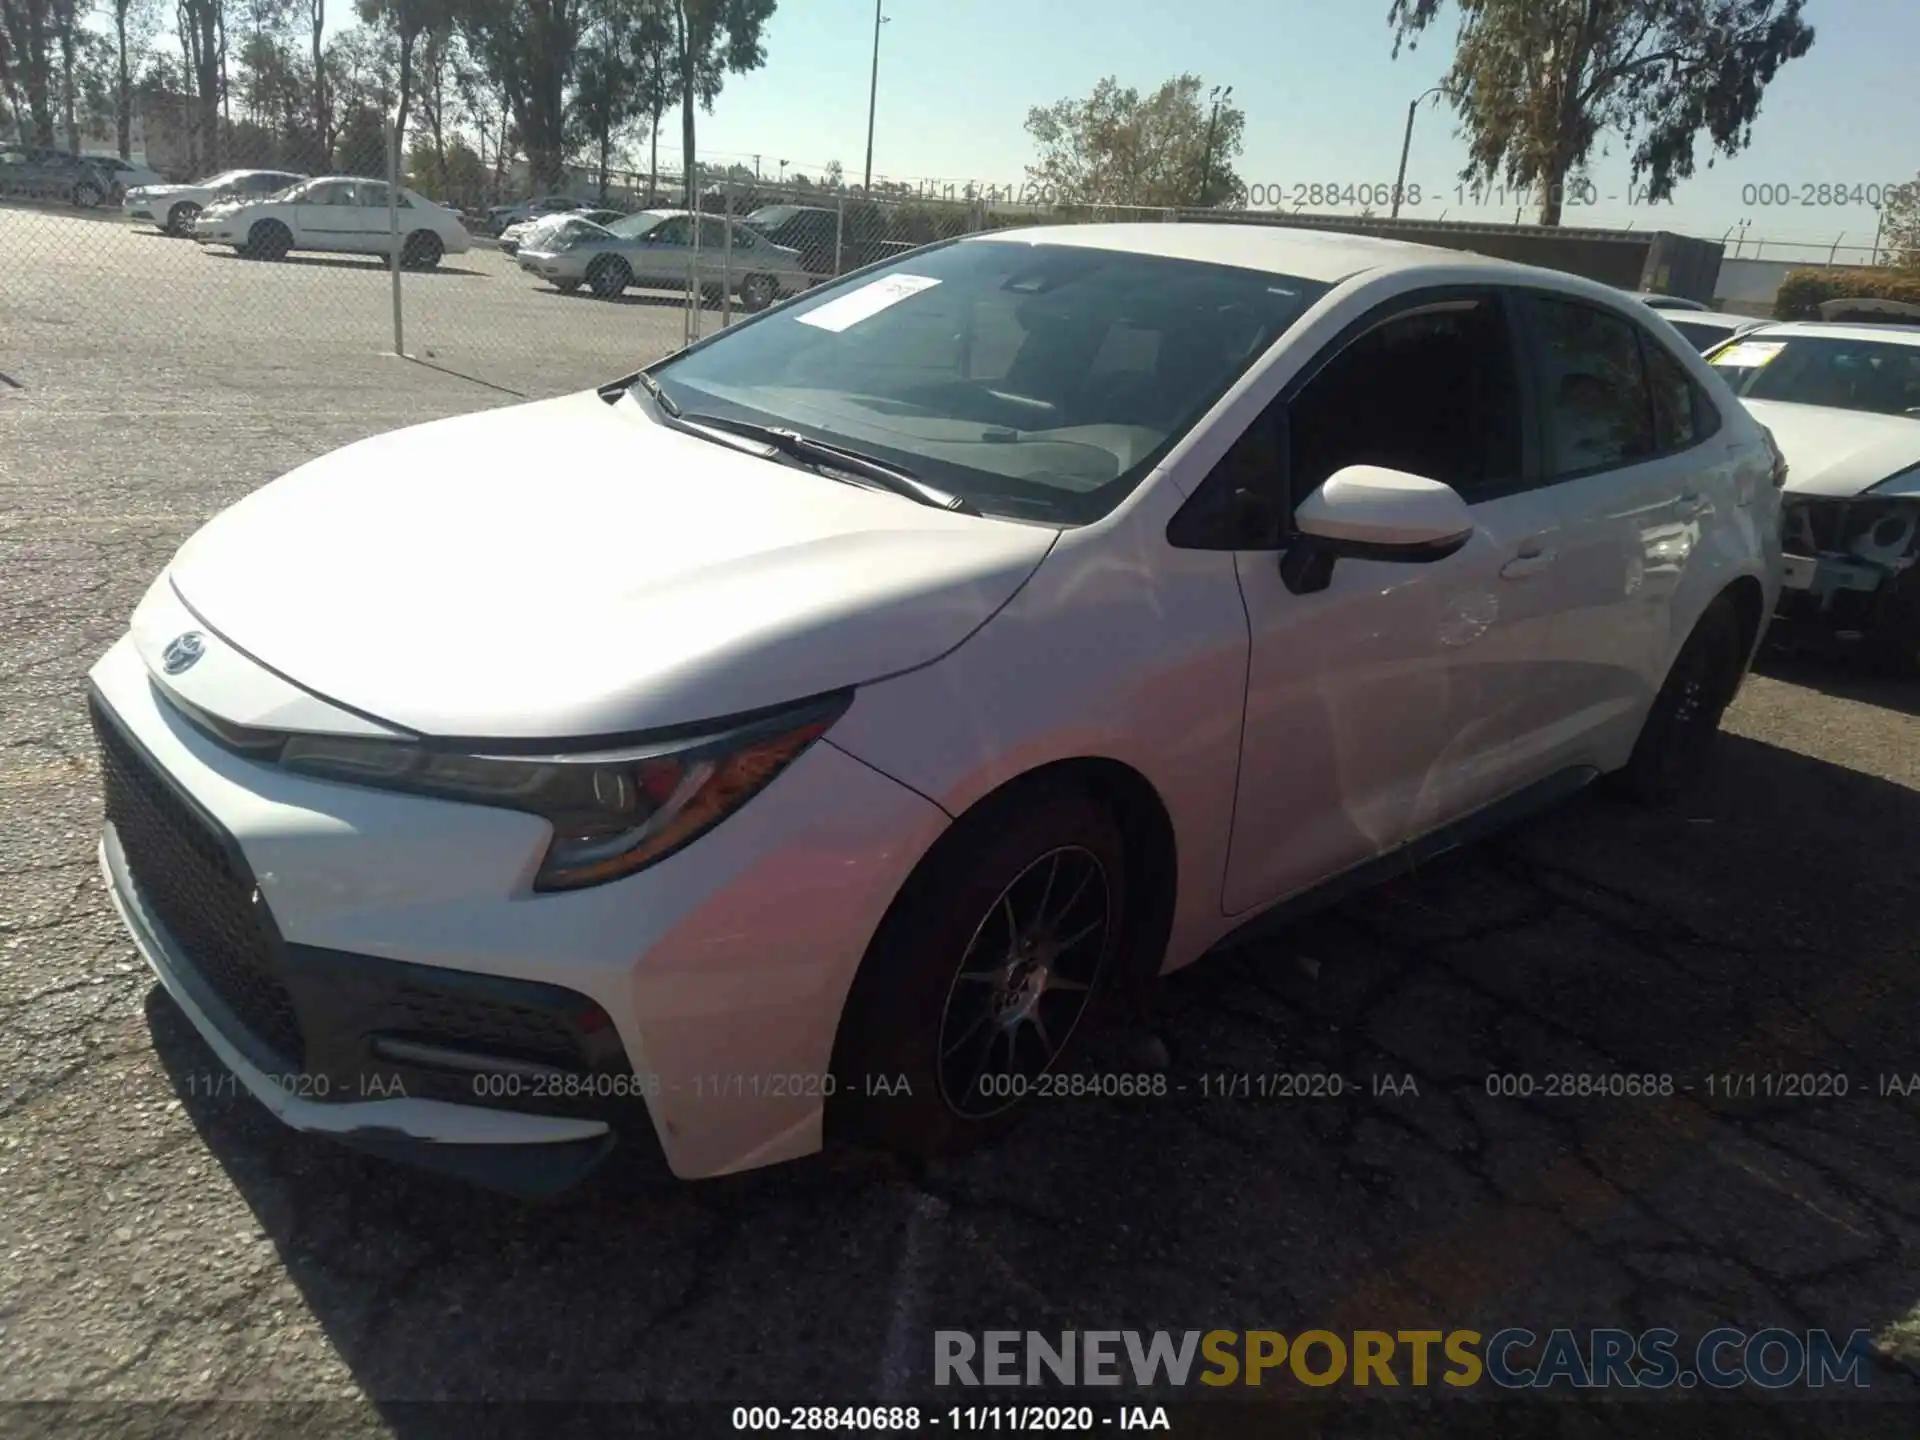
top-left (1719, 573), bottom-right (1767, 692)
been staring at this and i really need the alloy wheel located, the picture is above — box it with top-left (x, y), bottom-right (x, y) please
top-left (934, 845), bottom-right (1113, 1119)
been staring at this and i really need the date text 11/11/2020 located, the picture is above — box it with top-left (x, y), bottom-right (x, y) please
top-left (970, 180), bottom-right (1671, 210)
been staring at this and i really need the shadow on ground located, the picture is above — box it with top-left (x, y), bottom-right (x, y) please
top-left (141, 730), bottom-right (1920, 1419)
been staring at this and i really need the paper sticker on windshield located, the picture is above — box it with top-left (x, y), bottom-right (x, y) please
top-left (1711, 340), bottom-right (1786, 369)
top-left (797, 275), bottom-right (941, 332)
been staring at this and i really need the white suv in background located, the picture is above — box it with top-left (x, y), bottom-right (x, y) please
top-left (191, 176), bottom-right (472, 268)
top-left (88, 225), bottom-right (1782, 1196)
top-left (123, 168), bottom-right (308, 235)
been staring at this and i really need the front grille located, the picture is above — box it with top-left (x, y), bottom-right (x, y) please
top-left (91, 697), bottom-right (305, 1066)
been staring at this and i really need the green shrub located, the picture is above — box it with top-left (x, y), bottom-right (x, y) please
top-left (1773, 266), bottom-right (1920, 320)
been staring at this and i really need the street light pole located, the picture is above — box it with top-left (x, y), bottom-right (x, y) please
top-left (1392, 84), bottom-right (1455, 219)
top-left (862, 0), bottom-right (888, 193)
top-left (1197, 84), bottom-right (1231, 207)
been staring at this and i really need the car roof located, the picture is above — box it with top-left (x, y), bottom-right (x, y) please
top-left (962, 221), bottom-right (1611, 288)
top-left (1736, 321), bottom-right (1920, 345)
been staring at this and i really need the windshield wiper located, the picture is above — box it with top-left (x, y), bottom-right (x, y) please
top-left (599, 368), bottom-right (681, 416)
top-left (677, 412), bottom-right (980, 515)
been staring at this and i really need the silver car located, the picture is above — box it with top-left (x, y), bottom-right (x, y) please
top-left (517, 209), bottom-right (809, 310)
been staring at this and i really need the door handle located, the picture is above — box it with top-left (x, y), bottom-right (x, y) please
top-left (1499, 548), bottom-right (1557, 581)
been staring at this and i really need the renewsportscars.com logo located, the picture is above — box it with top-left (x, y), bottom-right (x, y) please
top-left (934, 1328), bottom-right (1878, 1390)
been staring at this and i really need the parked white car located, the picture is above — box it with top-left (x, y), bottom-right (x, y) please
top-left (88, 225), bottom-right (1782, 1195)
top-left (192, 176), bottom-right (472, 267)
top-left (1707, 322), bottom-right (1920, 666)
top-left (123, 168), bottom-right (308, 235)
top-left (500, 207), bottom-right (623, 255)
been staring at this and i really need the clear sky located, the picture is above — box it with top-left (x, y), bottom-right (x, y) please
top-left (312, 0), bottom-right (1919, 260)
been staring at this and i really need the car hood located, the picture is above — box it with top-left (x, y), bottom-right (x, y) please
top-left (166, 390), bottom-right (1057, 739)
top-left (1743, 399), bottom-right (1920, 498)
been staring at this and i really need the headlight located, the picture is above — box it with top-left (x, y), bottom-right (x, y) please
top-left (183, 692), bottom-right (850, 891)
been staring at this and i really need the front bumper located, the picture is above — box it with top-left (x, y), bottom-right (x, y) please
top-left (87, 618), bottom-right (949, 1186)
top-left (518, 250), bottom-right (586, 282)
top-left (1772, 494), bottom-right (1919, 647)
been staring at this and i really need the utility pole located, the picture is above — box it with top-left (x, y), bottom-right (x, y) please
top-left (1197, 85), bottom-right (1230, 207)
top-left (863, 0), bottom-right (888, 193)
top-left (1392, 85), bottom-right (1456, 219)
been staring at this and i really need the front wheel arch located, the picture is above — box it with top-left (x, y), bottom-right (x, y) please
top-left (822, 757), bottom-right (1177, 1149)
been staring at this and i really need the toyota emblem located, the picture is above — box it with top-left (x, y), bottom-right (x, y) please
top-left (161, 631), bottom-right (206, 675)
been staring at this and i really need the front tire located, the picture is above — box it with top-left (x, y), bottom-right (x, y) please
top-left (1614, 595), bottom-right (1744, 806)
top-left (828, 783), bottom-right (1128, 1158)
top-left (243, 220), bottom-right (292, 261)
top-left (165, 201), bottom-right (200, 236)
top-left (738, 273), bottom-right (777, 313)
top-left (72, 179), bottom-right (104, 209)
top-left (586, 255), bottom-right (630, 299)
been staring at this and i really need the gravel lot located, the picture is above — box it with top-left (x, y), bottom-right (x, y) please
top-left (4, 199), bottom-right (1920, 1432)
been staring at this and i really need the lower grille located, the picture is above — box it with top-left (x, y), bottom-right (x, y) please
top-left (387, 983), bottom-right (591, 1070)
top-left (91, 697), bottom-right (306, 1066)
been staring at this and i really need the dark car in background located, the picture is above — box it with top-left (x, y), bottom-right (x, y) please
top-left (739, 202), bottom-right (917, 283)
top-left (0, 145), bottom-right (122, 207)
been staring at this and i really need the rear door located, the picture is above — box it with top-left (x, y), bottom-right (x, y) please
top-left (350, 182), bottom-right (410, 253)
top-left (1503, 289), bottom-right (1732, 776)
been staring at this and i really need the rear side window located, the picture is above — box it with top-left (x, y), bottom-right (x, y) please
top-left (1533, 297), bottom-right (1656, 477)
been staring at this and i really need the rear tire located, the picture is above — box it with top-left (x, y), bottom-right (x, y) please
top-left (243, 220), bottom-right (292, 261)
top-left (586, 255), bottom-right (630, 299)
top-left (1613, 596), bottom-right (1744, 807)
top-left (401, 230), bottom-right (443, 269)
top-left (165, 201), bottom-right (200, 236)
top-left (72, 179), bottom-right (104, 209)
top-left (827, 782), bottom-right (1129, 1158)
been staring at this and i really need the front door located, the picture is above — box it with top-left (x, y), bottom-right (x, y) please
top-left (631, 215), bottom-right (693, 289)
top-left (293, 179), bottom-right (363, 248)
top-left (1222, 289), bottom-right (1558, 914)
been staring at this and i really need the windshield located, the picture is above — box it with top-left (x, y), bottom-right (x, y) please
top-left (648, 238), bottom-right (1328, 523)
top-left (1709, 334), bottom-right (1920, 416)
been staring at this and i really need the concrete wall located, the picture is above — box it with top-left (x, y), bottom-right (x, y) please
top-left (1712, 257), bottom-right (1835, 317)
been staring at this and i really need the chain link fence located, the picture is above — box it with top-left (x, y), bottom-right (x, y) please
top-left (21, 147), bottom-right (1892, 414)
top-left (4, 156), bottom-right (1175, 406)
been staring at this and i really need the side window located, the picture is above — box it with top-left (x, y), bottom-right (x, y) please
top-left (696, 216), bottom-right (728, 249)
top-left (1534, 296), bottom-right (1656, 477)
top-left (650, 216), bottom-right (691, 245)
top-left (1287, 295), bottom-right (1524, 506)
top-left (302, 180), bottom-right (355, 206)
top-left (1642, 337), bottom-right (1701, 453)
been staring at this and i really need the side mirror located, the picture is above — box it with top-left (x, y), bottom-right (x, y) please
top-left (1279, 464), bottom-right (1475, 596)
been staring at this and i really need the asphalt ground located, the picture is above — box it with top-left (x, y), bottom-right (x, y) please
top-left (3, 200), bottom-right (1920, 1435)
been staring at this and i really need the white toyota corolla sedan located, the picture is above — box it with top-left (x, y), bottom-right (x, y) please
top-left (89, 224), bottom-right (1784, 1195)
